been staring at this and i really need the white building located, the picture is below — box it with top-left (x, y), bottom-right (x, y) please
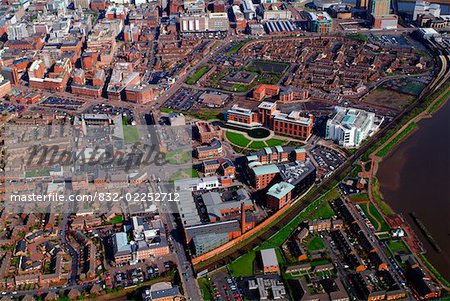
top-left (242, 0), bottom-right (256, 20)
top-left (73, 0), bottom-right (91, 9)
top-left (7, 23), bottom-right (30, 40)
top-left (413, 1), bottom-right (440, 21)
top-left (326, 106), bottom-right (376, 148)
top-left (179, 12), bottom-right (229, 32)
top-left (313, 0), bottom-right (341, 10)
top-left (174, 176), bottom-right (220, 191)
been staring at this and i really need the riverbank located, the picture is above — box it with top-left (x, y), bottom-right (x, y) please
top-left (365, 83), bottom-right (450, 289)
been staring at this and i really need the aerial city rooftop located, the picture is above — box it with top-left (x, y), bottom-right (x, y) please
top-left (0, 0), bottom-right (449, 300)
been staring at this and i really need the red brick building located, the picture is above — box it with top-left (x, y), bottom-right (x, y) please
top-left (226, 101), bottom-right (314, 140)
top-left (253, 84), bottom-right (280, 101)
top-left (250, 164), bottom-right (279, 190)
top-left (266, 181), bottom-right (294, 211)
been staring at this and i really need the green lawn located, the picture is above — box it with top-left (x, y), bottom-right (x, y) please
top-left (226, 41), bottom-right (246, 56)
top-left (348, 193), bottom-right (369, 203)
top-left (164, 151), bottom-right (192, 164)
top-left (307, 201), bottom-right (335, 220)
top-left (307, 237), bottom-right (325, 251)
top-left (25, 169), bottom-right (50, 178)
top-left (229, 250), bottom-right (255, 277)
top-left (361, 202), bottom-right (390, 232)
top-left (226, 131), bottom-right (251, 148)
top-left (265, 138), bottom-right (286, 147)
top-left (169, 168), bottom-right (199, 182)
top-left (109, 215), bottom-right (124, 225)
top-left (232, 84), bottom-right (251, 92)
top-left (123, 126), bottom-right (140, 144)
top-left (198, 277), bottom-right (214, 301)
top-left (428, 89), bottom-right (450, 114)
top-left (248, 140), bottom-right (267, 150)
top-left (348, 33), bottom-right (368, 42)
top-left (386, 239), bottom-right (410, 255)
top-left (186, 66), bottom-right (210, 85)
top-left (372, 177), bottom-right (394, 216)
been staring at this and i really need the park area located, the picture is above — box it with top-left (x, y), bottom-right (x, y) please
top-left (246, 59), bottom-right (289, 74)
top-left (123, 126), bottom-right (139, 144)
top-left (169, 168), bottom-right (199, 182)
top-left (225, 130), bottom-right (287, 150)
top-left (186, 66), bottom-right (210, 85)
top-left (349, 193), bottom-right (390, 232)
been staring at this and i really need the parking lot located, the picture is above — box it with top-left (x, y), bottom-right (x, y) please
top-left (163, 88), bottom-right (203, 111)
top-left (85, 104), bottom-right (135, 123)
top-left (42, 96), bottom-right (84, 110)
top-left (311, 145), bottom-right (346, 178)
top-left (208, 268), bottom-right (242, 301)
top-left (0, 101), bottom-right (24, 113)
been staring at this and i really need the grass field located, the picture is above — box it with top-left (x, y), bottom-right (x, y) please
top-left (123, 126), bottom-right (139, 144)
top-left (248, 140), bottom-right (268, 150)
top-left (348, 193), bottom-right (369, 203)
top-left (229, 250), bottom-right (256, 277)
top-left (348, 33), bottom-right (368, 42)
top-left (169, 168), bottom-right (199, 182)
top-left (428, 89), bottom-right (450, 114)
top-left (360, 202), bottom-right (390, 232)
top-left (164, 151), bottom-right (192, 165)
top-left (198, 277), bottom-right (214, 301)
top-left (186, 66), bottom-right (210, 85)
top-left (386, 239), bottom-right (410, 255)
top-left (265, 138), bottom-right (286, 147)
top-left (307, 237), bottom-right (325, 251)
top-left (232, 84), bottom-right (251, 92)
top-left (246, 60), bottom-right (289, 74)
top-left (226, 131), bottom-right (251, 147)
top-left (226, 41), bottom-right (246, 56)
top-left (108, 215), bottom-right (124, 225)
top-left (25, 169), bottom-right (50, 178)
top-left (372, 177), bottom-right (394, 216)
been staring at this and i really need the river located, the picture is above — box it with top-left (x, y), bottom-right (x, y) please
top-left (378, 99), bottom-right (450, 280)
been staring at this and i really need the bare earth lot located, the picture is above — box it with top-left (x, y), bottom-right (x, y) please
top-left (363, 87), bottom-right (415, 111)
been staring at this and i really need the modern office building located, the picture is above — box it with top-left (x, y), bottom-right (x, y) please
top-left (357, 0), bottom-right (369, 9)
top-left (367, 0), bottom-right (398, 29)
top-left (112, 232), bottom-right (132, 264)
top-left (313, 0), bottom-right (341, 10)
top-left (278, 160), bottom-right (316, 198)
top-left (179, 12), bottom-right (229, 33)
top-left (369, 0), bottom-right (390, 16)
top-left (307, 11), bottom-right (333, 33)
top-left (226, 101), bottom-right (314, 140)
top-left (413, 1), bottom-right (441, 21)
top-left (326, 106), bottom-right (376, 148)
top-left (266, 181), bottom-right (295, 211)
top-left (250, 164), bottom-right (280, 190)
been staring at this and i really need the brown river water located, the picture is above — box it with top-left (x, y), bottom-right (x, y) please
top-left (378, 98), bottom-right (450, 280)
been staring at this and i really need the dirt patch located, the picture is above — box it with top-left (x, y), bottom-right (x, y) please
top-left (363, 87), bottom-right (415, 111)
